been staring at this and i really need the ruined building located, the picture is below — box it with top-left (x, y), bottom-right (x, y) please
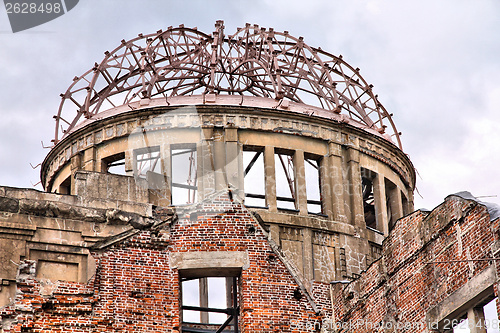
top-left (1, 21), bottom-right (499, 332)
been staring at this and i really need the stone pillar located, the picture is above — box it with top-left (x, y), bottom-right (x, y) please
top-left (327, 141), bottom-right (347, 222)
top-left (372, 174), bottom-right (388, 236)
top-left (387, 183), bottom-right (403, 225)
top-left (264, 146), bottom-right (277, 211)
top-left (82, 147), bottom-right (96, 172)
top-left (294, 150), bottom-right (308, 215)
top-left (213, 128), bottom-right (226, 192)
top-left (407, 186), bottom-right (415, 212)
top-left (70, 153), bottom-right (82, 195)
top-left (125, 149), bottom-right (134, 174)
top-left (346, 147), bottom-right (364, 229)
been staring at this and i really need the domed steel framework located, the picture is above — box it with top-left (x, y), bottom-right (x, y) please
top-left (54, 21), bottom-right (402, 148)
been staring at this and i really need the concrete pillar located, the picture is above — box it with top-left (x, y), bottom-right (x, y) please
top-left (327, 142), bottom-right (347, 222)
top-left (468, 306), bottom-right (487, 333)
top-left (70, 153), bottom-right (82, 195)
top-left (82, 147), bottom-right (96, 171)
top-left (294, 150), bottom-right (308, 215)
top-left (346, 147), bottom-right (365, 229)
top-left (213, 128), bottom-right (226, 191)
top-left (387, 182), bottom-right (403, 226)
top-left (224, 126), bottom-right (240, 193)
top-left (264, 146), bottom-right (277, 211)
top-left (372, 174), bottom-right (389, 236)
top-left (125, 149), bottom-right (134, 174)
top-left (407, 186), bottom-right (415, 212)
top-left (199, 278), bottom-right (209, 324)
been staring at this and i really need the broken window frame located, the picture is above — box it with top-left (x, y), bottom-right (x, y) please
top-left (180, 275), bottom-right (240, 333)
top-left (102, 152), bottom-right (126, 176)
top-left (171, 144), bottom-right (198, 205)
top-left (134, 146), bottom-right (161, 179)
top-left (243, 146), bottom-right (266, 208)
top-left (274, 149), bottom-right (297, 211)
top-left (304, 153), bottom-right (323, 215)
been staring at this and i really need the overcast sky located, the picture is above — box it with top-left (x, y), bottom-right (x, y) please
top-left (0, 0), bottom-right (499, 211)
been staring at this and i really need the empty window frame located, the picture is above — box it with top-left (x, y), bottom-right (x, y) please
top-left (274, 149), bottom-right (296, 210)
top-left (243, 146), bottom-right (266, 208)
top-left (102, 152), bottom-right (126, 175)
top-left (181, 276), bottom-right (239, 333)
top-left (361, 168), bottom-right (377, 231)
top-left (171, 145), bottom-right (198, 205)
top-left (304, 153), bottom-right (323, 214)
top-left (135, 146), bottom-right (161, 179)
top-left (451, 298), bottom-right (499, 333)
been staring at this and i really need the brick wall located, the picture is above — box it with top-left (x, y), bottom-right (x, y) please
top-left (1, 192), bottom-right (330, 332)
top-left (333, 195), bottom-right (500, 332)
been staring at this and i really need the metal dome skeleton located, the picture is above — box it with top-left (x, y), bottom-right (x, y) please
top-left (54, 21), bottom-right (402, 148)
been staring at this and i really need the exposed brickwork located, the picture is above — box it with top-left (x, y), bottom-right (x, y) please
top-left (333, 195), bottom-right (500, 332)
top-left (1, 192), bottom-right (330, 332)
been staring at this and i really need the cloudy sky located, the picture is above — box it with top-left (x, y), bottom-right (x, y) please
top-left (0, 0), bottom-right (499, 211)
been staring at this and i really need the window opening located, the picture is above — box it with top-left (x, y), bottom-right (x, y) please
top-left (275, 150), bottom-right (296, 210)
top-left (135, 147), bottom-right (161, 179)
top-left (243, 147), bottom-right (266, 207)
top-left (181, 276), bottom-right (239, 333)
top-left (484, 298), bottom-right (499, 333)
top-left (450, 297), bottom-right (499, 333)
top-left (103, 152), bottom-right (126, 175)
top-left (58, 176), bottom-right (71, 195)
top-left (361, 168), bottom-right (376, 230)
top-left (452, 317), bottom-right (470, 333)
top-left (171, 146), bottom-right (198, 205)
top-left (304, 154), bottom-right (322, 214)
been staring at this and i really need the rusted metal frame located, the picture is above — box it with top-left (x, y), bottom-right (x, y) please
top-left (291, 43), bottom-right (335, 108)
top-left (236, 60), bottom-right (276, 98)
top-left (243, 151), bottom-right (262, 176)
top-left (54, 23), bottom-right (402, 149)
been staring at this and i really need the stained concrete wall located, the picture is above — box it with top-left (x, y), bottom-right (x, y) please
top-left (40, 105), bottom-right (415, 284)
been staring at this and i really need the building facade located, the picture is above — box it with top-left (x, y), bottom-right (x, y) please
top-left (0, 22), bottom-right (498, 332)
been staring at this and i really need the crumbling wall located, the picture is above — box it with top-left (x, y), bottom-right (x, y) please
top-left (1, 192), bottom-right (332, 332)
top-left (333, 195), bottom-right (500, 332)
